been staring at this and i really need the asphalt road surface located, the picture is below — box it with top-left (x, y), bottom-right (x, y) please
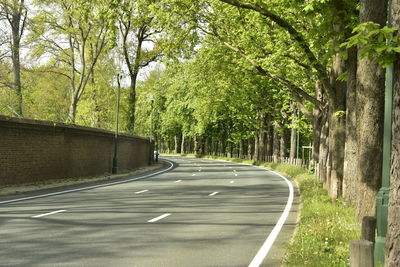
top-left (0, 156), bottom-right (299, 267)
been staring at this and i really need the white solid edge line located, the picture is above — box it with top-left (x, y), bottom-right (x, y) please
top-left (209, 192), bottom-right (219, 196)
top-left (0, 160), bottom-right (175, 205)
top-left (248, 170), bottom-right (294, 267)
top-left (148, 213), bottom-right (171, 223)
top-left (32, 209), bottom-right (66, 218)
top-left (135, 190), bottom-right (149, 194)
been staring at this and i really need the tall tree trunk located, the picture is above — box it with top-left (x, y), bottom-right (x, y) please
top-left (266, 122), bottom-right (273, 158)
top-left (247, 138), bottom-right (253, 160)
top-left (273, 123), bottom-right (280, 162)
top-left (68, 93), bottom-right (78, 123)
top-left (221, 137), bottom-right (226, 157)
top-left (355, 0), bottom-right (387, 218)
top-left (181, 135), bottom-right (186, 154)
top-left (239, 139), bottom-right (244, 159)
top-left (280, 128), bottom-right (288, 158)
top-left (194, 136), bottom-right (198, 155)
top-left (326, 0), bottom-right (358, 200)
top-left (289, 104), bottom-right (297, 159)
top-left (327, 53), bottom-right (347, 199)
top-left (312, 83), bottom-right (324, 163)
top-left (174, 135), bottom-right (179, 154)
top-left (254, 132), bottom-right (259, 161)
top-left (387, 2), bottom-right (400, 261)
top-left (9, 0), bottom-right (25, 116)
top-left (205, 137), bottom-right (211, 155)
top-left (259, 114), bottom-right (266, 161)
top-left (318, 113), bottom-right (329, 183)
top-left (343, 46), bottom-right (358, 205)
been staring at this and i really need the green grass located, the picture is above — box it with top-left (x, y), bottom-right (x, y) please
top-left (166, 153), bottom-right (360, 266)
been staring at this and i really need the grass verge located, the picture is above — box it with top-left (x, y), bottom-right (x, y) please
top-left (165, 153), bottom-right (360, 266)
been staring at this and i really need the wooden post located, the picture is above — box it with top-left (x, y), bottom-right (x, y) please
top-left (350, 240), bottom-right (374, 267)
top-left (361, 216), bottom-right (376, 242)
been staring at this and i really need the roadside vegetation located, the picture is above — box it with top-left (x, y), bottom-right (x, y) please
top-left (169, 153), bottom-right (360, 266)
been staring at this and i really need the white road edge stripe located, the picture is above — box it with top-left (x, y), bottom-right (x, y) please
top-left (0, 160), bottom-right (174, 205)
top-left (248, 170), bottom-right (294, 267)
top-left (135, 190), bottom-right (148, 194)
top-left (209, 192), bottom-right (219, 196)
top-left (148, 213), bottom-right (171, 223)
top-left (32, 209), bottom-right (66, 218)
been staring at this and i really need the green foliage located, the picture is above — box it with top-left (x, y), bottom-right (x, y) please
top-left (282, 172), bottom-right (359, 267)
top-left (341, 22), bottom-right (399, 67)
top-left (334, 110), bottom-right (346, 118)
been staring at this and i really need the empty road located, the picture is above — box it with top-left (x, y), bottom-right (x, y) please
top-left (0, 156), bottom-right (299, 266)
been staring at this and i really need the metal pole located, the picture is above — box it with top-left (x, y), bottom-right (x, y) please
top-left (149, 96), bottom-right (154, 165)
top-left (374, 1), bottom-right (393, 264)
top-left (155, 109), bottom-right (160, 162)
top-left (112, 74), bottom-right (121, 174)
top-left (296, 131), bottom-right (300, 159)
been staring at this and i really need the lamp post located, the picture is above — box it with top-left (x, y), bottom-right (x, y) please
top-left (149, 95), bottom-right (155, 165)
top-left (112, 73), bottom-right (122, 174)
top-left (374, 1), bottom-right (393, 264)
top-left (155, 108), bottom-right (160, 162)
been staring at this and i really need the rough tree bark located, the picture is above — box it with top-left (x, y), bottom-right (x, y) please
top-left (386, 2), bottom-right (400, 265)
top-left (254, 132), bottom-right (259, 161)
top-left (312, 83), bottom-right (324, 164)
top-left (290, 104), bottom-right (297, 159)
top-left (180, 135), bottom-right (185, 154)
top-left (239, 139), bottom-right (244, 159)
top-left (343, 46), bottom-right (358, 205)
top-left (1, 0), bottom-right (27, 116)
top-left (266, 122), bottom-right (273, 158)
top-left (247, 138), bottom-right (253, 160)
top-left (174, 136), bottom-right (179, 154)
top-left (318, 113), bottom-right (329, 184)
top-left (273, 123), bottom-right (280, 162)
top-left (355, 0), bottom-right (387, 218)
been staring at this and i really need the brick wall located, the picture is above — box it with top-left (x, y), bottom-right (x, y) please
top-left (0, 116), bottom-right (150, 186)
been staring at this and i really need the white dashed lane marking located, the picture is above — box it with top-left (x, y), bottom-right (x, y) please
top-left (148, 213), bottom-right (171, 223)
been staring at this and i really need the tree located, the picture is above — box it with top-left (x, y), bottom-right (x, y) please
top-left (117, 0), bottom-right (163, 133)
top-left (0, 0), bottom-right (27, 115)
top-left (387, 0), bottom-right (400, 265)
top-left (30, 0), bottom-right (116, 123)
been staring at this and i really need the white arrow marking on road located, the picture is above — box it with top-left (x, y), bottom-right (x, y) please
top-left (32, 209), bottom-right (66, 218)
top-left (135, 190), bottom-right (148, 194)
top-left (148, 213), bottom-right (171, 223)
top-left (209, 192), bottom-right (219, 196)
top-left (175, 180), bottom-right (182, 183)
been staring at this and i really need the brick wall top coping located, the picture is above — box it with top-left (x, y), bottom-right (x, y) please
top-left (0, 115), bottom-right (149, 142)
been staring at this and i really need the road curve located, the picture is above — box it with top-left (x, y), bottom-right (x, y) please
top-left (0, 155), bottom-right (299, 267)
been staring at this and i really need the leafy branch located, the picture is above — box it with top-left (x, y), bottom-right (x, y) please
top-left (341, 22), bottom-right (399, 67)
